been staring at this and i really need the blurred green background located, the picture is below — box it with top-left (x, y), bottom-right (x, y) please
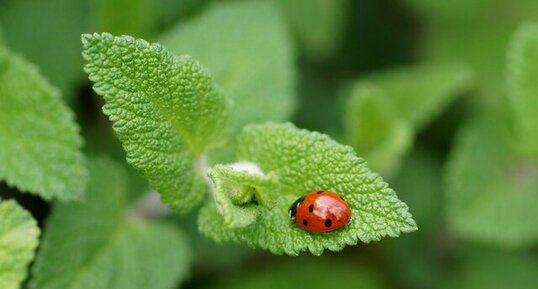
top-left (1, 0), bottom-right (538, 288)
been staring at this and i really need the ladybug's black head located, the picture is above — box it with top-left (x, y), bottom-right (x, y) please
top-left (288, 196), bottom-right (304, 220)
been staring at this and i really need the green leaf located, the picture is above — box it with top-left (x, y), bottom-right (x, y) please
top-left (0, 0), bottom-right (91, 97)
top-left (274, 0), bottom-right (348, 60)
top-left (160, 0), bottom-right (296, 134)
top-left (0, 46), bottom-right (87, 201)
top-left (361, 63), bottom-right (473, 129)
top-left (96, 0), bottom-right (153, 37)
top-left (344, 83), bottom-right (413, 175)
top-left (207, 163), bottom-right (278, 228)
top-left (507, 22), bottom-right (538, 161)
top-left (0, 200), bottom-right (40, 289)
top-left (344, 63), bottom-right (473, 175)
top-left (208, 259), bottom-right (386, 289)
top-left (391, 150), bottom-right (443, 233)
top-left (82, 33), bottom-right (231, 212)
top-left (444, 246), bottom-right (538, 289)
top-left (31, 157), bottom-right (190, 289)
top-left (200, 123), bottom-right (416, 256)
top-left (445, 116), bottom-right (538, 247)
top-left (405, 0), bottom-right (538, 110)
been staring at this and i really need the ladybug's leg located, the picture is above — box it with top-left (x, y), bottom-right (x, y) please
top-left (288, 196), bottom-right (304, 222)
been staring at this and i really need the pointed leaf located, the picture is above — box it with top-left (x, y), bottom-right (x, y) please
top-left (0, 46), bottom-right (87, 201)
top-left (82, 33), bottom-right (231, 212)
top-left (200, 123), bottom-right (416, 255)
top-left (0, 200), bottom-right (40, 289)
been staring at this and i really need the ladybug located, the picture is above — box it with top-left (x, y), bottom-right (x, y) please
top-left (289, 190), bottom-right (352, 233)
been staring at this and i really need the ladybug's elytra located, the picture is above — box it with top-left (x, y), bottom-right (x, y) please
top-left (289, 190), bottom-right (352, 233)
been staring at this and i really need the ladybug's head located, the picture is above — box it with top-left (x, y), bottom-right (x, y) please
top-left (288, 196), bottom-right (304, 221)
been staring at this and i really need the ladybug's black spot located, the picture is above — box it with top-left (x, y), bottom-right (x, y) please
top-left (308, 204), bottom-right (314, 213)
top-left (316, 190), bottom-right (324, 194)
top-left (324, 219), bottom-right (332, 228)
top-left (303, 219), bottom-right (308, 226)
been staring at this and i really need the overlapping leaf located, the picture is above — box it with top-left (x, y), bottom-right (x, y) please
top-left (82, 33), bottom-right (231, 212)
top-left (0, 45), bottom-right (87, 201)
top-left (200, 123), bottom-right (416, 255)
top-left (0, 200), bottom-right (40, 289)
top-left (207, 163), bottom-right (278, 228)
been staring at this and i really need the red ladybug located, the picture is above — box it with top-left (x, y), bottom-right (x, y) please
top-left (289, 190), bottom-right (352, 233)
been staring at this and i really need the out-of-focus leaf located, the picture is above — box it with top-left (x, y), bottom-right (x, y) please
top-left (200, 122), bottom-right (416, 255)
top-left (507, 22), bottom-right (538, 161)
top-left (274, 0), bottom-right (348, 60)
top-left (160, 0), bottom-right (296, 135)
top-left (31, 157), bottom-right (190, 289)
top-left (446, 116), bottom-right (538, 247)
top-left (0, 0), bottom-right (91, 97)
top-left (96, 0), bottom-right (153, 37)
top-left (344, 63), bottom-right (472, 175)
top-left (383, 150), bottom-right (445, 288)
top-left (360, 63), bottom-right (473, 129)
top-left (0, 45), bottom-right (87, 201)
top-left (444, 246), bottom-right (538, 289)
top-left (406, 0), bottom-right (538, 110)
top-left (391, 149), bottom-right (443, 232)
top-left (0, 200), bottom-right (40, 289)
top-left (345, 83), bottom-right (413, 175)
top-left (82, 33), bottom-right (231, 212)
top-left (206, 259), bottom-right (386, 289)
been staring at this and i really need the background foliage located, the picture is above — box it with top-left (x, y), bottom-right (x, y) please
top-left (1, 0), bottom-right (538, 288)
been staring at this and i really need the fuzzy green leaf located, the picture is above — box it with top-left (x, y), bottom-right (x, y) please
top-left (160, 0), bottom-right (296, 134)
top-left (82, 33), bottom-right (231, 212)
top-left (446, 116), bottom-right (538, 247)
top-left (0, 46), bottom-right (87, 201)
top-left (208, 163), bottom-right (278, 228)
top-left (0, 200), bottom-right (40, 289)
top-left (508, 22), bottom-right (538, 161)
top-left (31, 157), bottom-right (190, 289)
top-left (200, 123), bottom-right (416, 256)
top-left (274, 0), bottom-right (348, 60)
top-left (344, 63), bottom-right (472, 175)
